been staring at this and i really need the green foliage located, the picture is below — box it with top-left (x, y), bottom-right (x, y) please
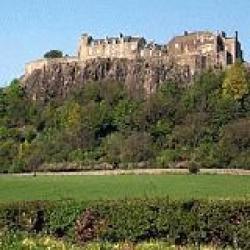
top-left (76, 199), bottom-right (250, 248)
top-left (101, 132), bottom-right (124, 164)
top-left (1, 199), bottom-right (250, 248)
top-left (155, 149), bottom-right (187, 168)
top-left (188, 161), bottom-right (200, 174)
top-left (192, 143), bottom-right (219, 168)
top-left (44, 50), bottom-right (63, 58)
top-left (181, 70), bottom-right (223, 113)
top-left (223, 62), bottom-right (249, 100)
top-left (112, 99), bottom-right (138, 131)
top-left (0, 232), bottom-right (235, 249)
top-left (120, 132), bottom-right (154, 163)
top-left (102, 131), bottom-right (154, 164)
top-left (1, 70), bottom-right (250, 172)
top-left (0, 231), bottom-right (82, 249)
top-left (230, 151), bottom-right (250, 169)
top-left (217, 118), bottom-right (250, 167)
top-left (48, 201), bottom-right (85, 238)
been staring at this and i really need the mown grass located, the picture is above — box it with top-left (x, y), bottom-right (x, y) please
top-left (0, 174), bottom-right (250, 203)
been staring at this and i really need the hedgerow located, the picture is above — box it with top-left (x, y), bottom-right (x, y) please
top-left (1, 198), bottom-right (250, 248)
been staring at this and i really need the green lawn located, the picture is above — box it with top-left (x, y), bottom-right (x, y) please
top-left (0, 174), bottom-right (250, 203)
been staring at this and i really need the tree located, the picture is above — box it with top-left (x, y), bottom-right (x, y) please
top-left (219, 118), bottom-right (250, 152)
top-left (63, 101), bottom-right (82, 131)
top-left (101, 132), bottom-right (124, 164)
top-left (0, 139), bottom-right (18, 172)
top-left (102, 132), bottom-right (154, 164)
top-left (169, 112), bottom-right (210, 148)
top-left (150, 119), bottom-right (173, 147)
top-left (192, 142), bottom-right (219, 168)
top-left (0, 88), bottom-right (7, 125)
top-left (180, 70), bottom-right (223, 114)
top-left (217, 118), bottom-right (250, 167)
top-left (222, 62), bottom-right (249, 101)
top-left (4, 79), bottom-right (28, 127)
top-left (44, 50), bottom-right (63, 59)
top-left (112, 99), bottom-right (137, 131)
top-left (99, 81), bottom-right (125, 106)
top-left (121, 132), bottom-right (154, 163)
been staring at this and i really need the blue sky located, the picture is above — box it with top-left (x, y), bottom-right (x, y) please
top-left (0, 0), bottom-right (249, 86)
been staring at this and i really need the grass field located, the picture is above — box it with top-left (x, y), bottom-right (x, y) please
top-left (0, 174), bottom-right (250, 203)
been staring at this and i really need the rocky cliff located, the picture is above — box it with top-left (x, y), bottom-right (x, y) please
top-left (21, 58), bottom-right (192, 101)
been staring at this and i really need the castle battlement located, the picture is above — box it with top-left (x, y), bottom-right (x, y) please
top-left (25, 31), bottom-right (243, 77)
top-left (77, 33), bottom-right (167, 61)
top-left (25, 56), bottom-right (79, 75)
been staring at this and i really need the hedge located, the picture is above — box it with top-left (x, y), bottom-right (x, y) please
top-left (1, 199), bottom-right (250, 249)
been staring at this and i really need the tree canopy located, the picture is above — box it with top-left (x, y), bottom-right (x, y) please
top-left (44, 50), bottom-right (63, 59)
top-left (223, 61), bottom-right (249, 100)
top-left (0, 64), bottom-right (250, 173)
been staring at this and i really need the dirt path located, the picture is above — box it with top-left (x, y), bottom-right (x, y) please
top-left (3, 168), bottom-right (250, 176)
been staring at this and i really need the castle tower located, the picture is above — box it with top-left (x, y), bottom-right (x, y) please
top-left (78, 33), bottom-right (91, 60)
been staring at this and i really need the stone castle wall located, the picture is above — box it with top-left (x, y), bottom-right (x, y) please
top-left (166, 31), bottom-right (242, 74)
top-left (24, 31), bottom-right (243, 78)
top-left (77, 33), bottom-right (167, 61)
top-left (25, 57), bottom-right (79, 76)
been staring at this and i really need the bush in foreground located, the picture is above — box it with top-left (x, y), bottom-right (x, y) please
top-left (188, 161), bottom-right (200, 174)
top-left (0, 232), bottom-right (228, 250)
top-left (1, 199), bottom-right (250, 249)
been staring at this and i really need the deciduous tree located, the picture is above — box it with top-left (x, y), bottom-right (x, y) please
top-left (223, 62), bottom-right (249, 100)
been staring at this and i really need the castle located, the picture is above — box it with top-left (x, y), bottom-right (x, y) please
top-left (25, 30), bottom-right (243, 76)
top-left (77, 33), bottom-right (166, 60)
top-left (167, 31), bottom-right (243, 74)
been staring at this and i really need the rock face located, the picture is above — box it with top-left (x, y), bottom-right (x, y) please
top-left (21, 58), bottom-right (191, 101)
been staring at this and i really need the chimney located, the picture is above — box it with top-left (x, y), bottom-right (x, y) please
top-left (221, 31), bottom-right (226, 38)
top-left (235, 31), bottom-right (238, 41)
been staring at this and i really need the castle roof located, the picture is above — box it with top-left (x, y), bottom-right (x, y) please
top-left (168, 31), bottom-right (215, 45)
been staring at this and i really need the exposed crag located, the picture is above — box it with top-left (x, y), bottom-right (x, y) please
top-left (21, 58), bottom-right (191, 101)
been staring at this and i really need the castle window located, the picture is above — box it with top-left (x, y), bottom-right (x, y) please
top-left (131, 44), bottom-right (137, 51)
top-left (226, 52), bottom-right (233, 65)
top-left (89, 48), bottom-right (92, 55)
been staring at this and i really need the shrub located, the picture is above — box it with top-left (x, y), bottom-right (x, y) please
top-left (0, 232), bottom-right (80, 250)
top-left (188, 161), bottom-right (200, 174)
top-left (48, 200), bottom-right (85, 238)
top-left (1, 199), bottom-right (250, 248)
top-left (44, 50), bottom-right (63, 58)
top-left (229, 151), bottom-right (250, 170)
top-left (155, 149), bottom-right (189, 168)
top-left (76, 199), bottom-right (250, 248)
top-left (0, 201), bottom-right (54, 233)
top-left (75, 209), bottom-right (104, 244)
top-left (192, 143), bottom-right (220, 168)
